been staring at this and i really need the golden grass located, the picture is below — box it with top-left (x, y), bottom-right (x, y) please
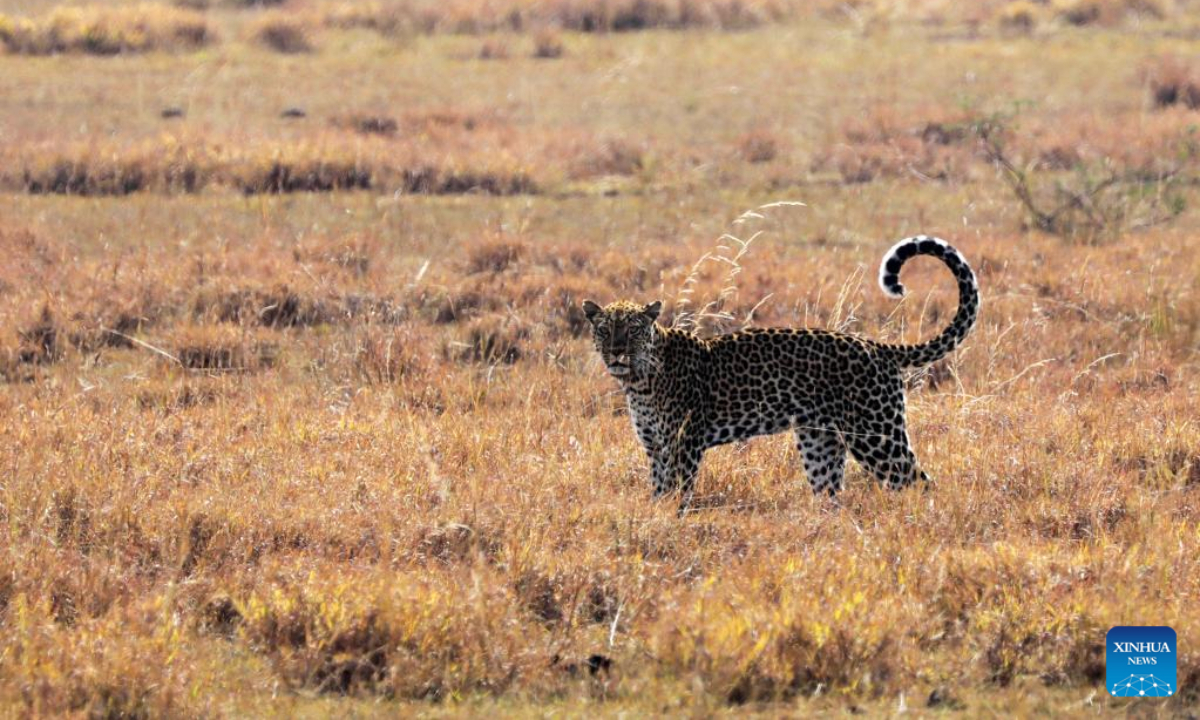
top-left (0, 4), bottom-right (211, 55)
top-left (3, 194), bottom-right (1200, 713)
top-left (1145, 55), bottom-right (1200, 110)
top-left (0, 131), bottom-right (546, 196)
top-left (2, 11), bottom-right (1200, 717)
top-left (249, 11), bottom-right (316, 54)
top-left (0, 0), bottom-right (1179, 61)
top-left (317, 0), bottom-right (806, 36)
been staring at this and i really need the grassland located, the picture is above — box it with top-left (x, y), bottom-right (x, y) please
top-left (3, 0), bottom-right (1200, 717)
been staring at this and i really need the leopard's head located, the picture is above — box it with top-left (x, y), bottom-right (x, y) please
top-left (581, 299), bottom-right (662, 382)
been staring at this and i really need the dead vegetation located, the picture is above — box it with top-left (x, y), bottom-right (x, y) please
top-left (977, 113), bottom-right (1192, 242)
top-left (1, 133), bottom-right (541, 196)
top-left (3, 6), bottom-right (1200, 717)
top-left (0, 5), bottom-right (212, 55)
top-left (1145, 55), bottom-right (1200, 109)
top-left (251, 13), bottom-right (317, 53)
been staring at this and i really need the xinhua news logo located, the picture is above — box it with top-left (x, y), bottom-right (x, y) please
top-left (1107, 626), bottom-right (1177, 698)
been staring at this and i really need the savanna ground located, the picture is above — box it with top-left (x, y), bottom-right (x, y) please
top-left (3, 0), bottom-right (1200, 716)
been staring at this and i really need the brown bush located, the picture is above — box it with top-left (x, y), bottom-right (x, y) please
top-left (478, 37), bottom-right (510, 60)
top-left (996, 1), bottom-right (1040, 32)
top-left (236, 159), bottom-right (371, 193)
top-left (16, 306), bottom-right (62, 366)
top-left (1054, 0), bottom-right (1167, 26)
top-left (293, 234), bottom-right (378, 277)
top-left (350, 327), bottom-right (423, 384)
top-left (812, 109), bottom-right (980, 183)
top-left (0, 5), bottom-right (212, 55)
top-left (1145, 56), bottom-right (1200, 110)
top-left (532, 28), bottom-right (564, 58)
top-left (13, 139), bottom-right (211, 195)
top-left (168, 325), bottom-right (277, 371)
top-left (450, 316), bottom-right (528, 364)
top-left (237, 570), bottom-right (546, 698)
top-left (334, 113), bottom-right (400, 136)
top-left (251, 14), bottom-right (317, 53)
top-left (318, 0), bottom-right (800, 36)
top-left (736, 128), bottom-right (782, 163)
top-left (568, 137), bottom-right (646, 178)
top-left (464, 237), bottom-right (528, 274)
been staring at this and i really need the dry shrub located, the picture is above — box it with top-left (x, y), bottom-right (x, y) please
top-left (3, 129), bottom-right (540, 197)
top-left (402, 107), bottom-right (506, 133)
top-left (318, 0), bottom-right (799, 36)
top-left (193, 284), bottom-right (335, 327)
top-left (349, 326), bottom-right (424, 384)
top-left (1053, 0), bottom-right (1168, 26)
top-left (1144, 55), bottom-right (1200, 110)
top-left (293, 234), bottom-right (379, 277)
top-left (514, 570), bottom-right (564, 623)
top-left (1024, 111), bottom-right (1198, 173)
top-left (399, 164), bottom-right (538, 195)
top-left (540, 276), bottom-right (615, 339)
top-left (321, 1), bottom-right (425, 38)
top-left (237, 568), bottom-right (547, 697)
top-left (12, 138), bottom-right (212, 195)
top-left (478, 37), bottom-right (510, 60)
top-left (2, 596), bottom-right (203, 717)
top-left (980, 114), bottom-right (1192, 242)
top-left (812, 108), bottom-right (980, 183)
top-left (22, 161), bottom-right (148, 196)
top-left (167, 324), bottom-right (278, 371)
top-left (464, 236), bottom-right (528, 274)
top-left (15, 306), bottom-right (62, 366)
top-left (532, 28), bottom-right (564, 58)
top-left (0, 5), bottom-right (212, 55)
top-left (136, 380), bottom-right (222, 412)
top-left (651, 559), bottom-right (910, 702)
top-left (177, 0), bottom-right (289, 7)
top-left (568, 137), bottom-right (646, 179)
top-left (236, 157), bottom-right (371, 193)
top-left (412, 522), bottom-right (502, 565)
top-left (450, 316), bottom-right (528, 364)
top-left (252, 13), bottom-right (317, 53)
top-left (736, 128), bottom-right (782, 163)
top-left (421, 286), bottom-right (495, 323)
top-left (333, 113), bottom-right (400, 136)
top-left (996, 1), bottom-right (1040, 32)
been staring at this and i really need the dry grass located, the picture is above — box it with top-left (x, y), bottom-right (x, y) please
top-left (317, 0), bottom-right (806, 36)
top-left (251, 12), bottom-right (317, 54)
top-left (3, 197), bottom-right (1200, 713)
top-left (0, 0), bottom-right (1182, 60)
top-left (0, 4), bottom-right (211, 55)
top-left (1145, 55), bottom-right (1200, 110)
top-left (3, 9), bottom-right (1200, 717)
top-left (0, 132), bottom-right (547, 196)
top-left (532, 27), bottom-right (565, 58)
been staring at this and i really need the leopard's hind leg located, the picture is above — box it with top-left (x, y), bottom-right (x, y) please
top-left (796, 426), bottom-right (847, 496)
top-left (846, 422), bottom-right (928, 489)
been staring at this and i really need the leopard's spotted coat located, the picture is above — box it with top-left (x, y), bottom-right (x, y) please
top-left (582, 235), bottom-right (979, 510)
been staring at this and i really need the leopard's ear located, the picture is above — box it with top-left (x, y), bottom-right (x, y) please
top-left (582, 299), bottom-right (603, 323)
top-left (643, 300), bottom-right (663, 321)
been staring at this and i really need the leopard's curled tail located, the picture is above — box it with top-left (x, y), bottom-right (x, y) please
top-left (878, 235), bottom-right (979, 369)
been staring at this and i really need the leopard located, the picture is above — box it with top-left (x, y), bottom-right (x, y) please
top-left (581, 234), bottom-right (979, 511)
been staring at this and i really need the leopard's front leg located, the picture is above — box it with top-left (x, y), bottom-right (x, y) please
top-left (659, 414), bottom-right (705, 514)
